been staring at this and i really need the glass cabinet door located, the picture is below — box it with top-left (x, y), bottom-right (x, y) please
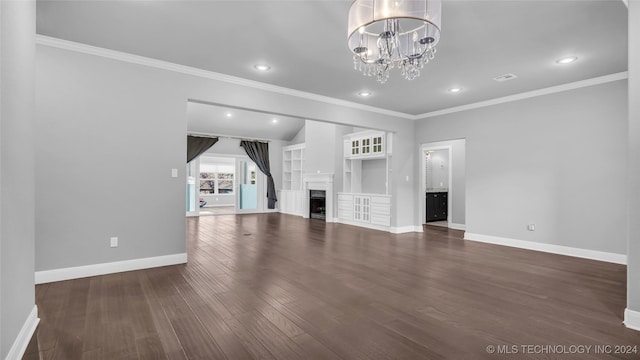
top-left (351, 139), bottom-right (360, 155)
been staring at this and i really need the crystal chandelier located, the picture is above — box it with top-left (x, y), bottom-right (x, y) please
top-left (348, 0), bottom-right (442, 83)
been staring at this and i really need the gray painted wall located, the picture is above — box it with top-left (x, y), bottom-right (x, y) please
top-left (416, 80), bottom-right (628, 255)
top-left (35, 43), bottom-right (416, 272)
top-left (628, 0), bottom-right (640, 312)
top-left (361, 159), bottom-right (387, 194)
top-left (35, 47), bottom-right (187, 271)
top-left (1, 1), bottom-right (36, 357)
top-left (304, 120), bottom-right (337, 174)
top-left (288, 124), bottom-right (305, 145)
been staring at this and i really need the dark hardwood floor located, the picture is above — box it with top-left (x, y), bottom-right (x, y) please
top-left (24, 213), bottom-right (640, 359)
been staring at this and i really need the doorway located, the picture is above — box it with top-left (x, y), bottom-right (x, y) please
top-left (186, 155), bottom-right (267, 216)
top-left (419, 139), bottom-right (466, 230)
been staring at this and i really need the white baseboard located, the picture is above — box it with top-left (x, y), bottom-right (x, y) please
top-left (390, 225), bottom-right (423, 234)
top-left (449, 222), bottom-right (466, 231)
top-left (35, 253), bottom-right (188, 284)
top-left (5, 305), bottom-right (39, 360)
top-left (625, 308), bottom-right (640, 331)
top-left (464, 233), bottom-right (627, 265)
top-left (338, 219), bottom-right (391, 232)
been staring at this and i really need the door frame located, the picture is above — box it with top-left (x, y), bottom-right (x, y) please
top-left (419, 144), bottom-right (453, 228)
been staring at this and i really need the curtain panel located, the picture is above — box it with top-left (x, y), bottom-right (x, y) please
top-left (240, 140), bottom-right (277, 209)
top-left (187, 135), bottom-right (219, 163)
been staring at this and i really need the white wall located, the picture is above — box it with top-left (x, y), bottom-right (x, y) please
top-left (417, 80), bottom-right (628, 255)
top-left (1, 1), bottom-right (36, 357)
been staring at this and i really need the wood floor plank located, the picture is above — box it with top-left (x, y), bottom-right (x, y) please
top-left (26, 214), bottom-right (640, 360)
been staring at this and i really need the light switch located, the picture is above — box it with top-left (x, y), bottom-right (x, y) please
top-left (171, 168), bottom-right (178, 178)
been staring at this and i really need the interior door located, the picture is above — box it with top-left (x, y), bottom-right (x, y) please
top-left (236, 158), bottom-right (263, 213)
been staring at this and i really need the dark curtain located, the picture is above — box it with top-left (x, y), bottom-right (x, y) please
top-left (187, 135), bottom-right (219, 163)
top-left (240, 140), bottom-right (277, 209)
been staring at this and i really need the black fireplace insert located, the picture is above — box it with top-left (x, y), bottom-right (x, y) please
top-left (309, 190), bottom-right (326, 221)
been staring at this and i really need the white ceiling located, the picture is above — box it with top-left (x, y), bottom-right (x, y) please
top-left (36, 0), bottom-right (628, 117)
top-left (188, 101), bottom-right (305, 141)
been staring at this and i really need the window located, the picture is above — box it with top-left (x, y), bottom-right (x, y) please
top-left (200, 172), bottom-right (234, 195)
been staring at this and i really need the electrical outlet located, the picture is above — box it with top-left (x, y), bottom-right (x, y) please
top-left (527, 224), bottom-right (535, 231)
top-left (110, 237), bottom-right (118, 247)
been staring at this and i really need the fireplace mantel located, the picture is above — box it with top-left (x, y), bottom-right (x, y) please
top-left (302, 173), bottom-right (334, 222)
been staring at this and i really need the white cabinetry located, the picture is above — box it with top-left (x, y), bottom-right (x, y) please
top-left (338, 193), bottom-right (390, 229)
top-left (344, 130), bottom-right (386, 159)
top-left (281, 144), bottom-right (305, 216)
top-left (338, 193), bottom-right (353, 221)
top-left (283, 144), bottom-right (305, 190)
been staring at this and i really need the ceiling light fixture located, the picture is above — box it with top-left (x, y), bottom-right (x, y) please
top-left (225, 112), bottom-right (233, 118)
top-left (348, 0), bottom-right (442, 83)
top-left (254, 64), bottom-right (271, 71)
top-left (556, 56), bottom-right (578, 64)
top-left (357, 91), bottom-right (372, 97)
top-left (271, 118), bottom-right (279, 124)
top-left (448, 87), bottom-right (462, 93)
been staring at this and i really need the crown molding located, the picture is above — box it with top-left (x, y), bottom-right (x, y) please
top-left (418, 71), bottom-right (629, 119)
top-left (35, 35), bottom-right (415, 120)
top-left (36, 35), bottom-right (628, 122)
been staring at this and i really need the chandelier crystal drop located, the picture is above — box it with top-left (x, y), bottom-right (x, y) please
top-left (347, 0), bottom-right (442, 83)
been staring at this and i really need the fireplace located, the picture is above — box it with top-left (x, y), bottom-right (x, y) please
top-left (302, 173), bottom-right (334, 222)
top-left (309, 190), bottom-right (326, 220)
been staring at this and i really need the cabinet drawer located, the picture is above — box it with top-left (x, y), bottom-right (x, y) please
top-left (338, 200), bottom-right (353, 209)
top-left (339, 210), bottom-right (353, 220)
top-left (371, 203), bottom-right (390, 216)
top-left (338, 194), bottom-right (354, 202)
top-left (371, 196), bottom-right (391, 205)
top-left (371, 214), bottom-right (390, 226)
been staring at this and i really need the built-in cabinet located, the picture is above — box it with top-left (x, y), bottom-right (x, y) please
top-left (338, 193), bottom-right (390, 227)
top-left (339, 130), bottom-right (392, 230)
top-left (280, 144), bottom-right (305, 216)
top-left (343, 130), bottom-right (392, 194)
top-left (282, 144), bottom-right (305, 191)
top-left (426, 192), bottom-right (448, 222)
top-left (345, 131), bottom-right (386, 159)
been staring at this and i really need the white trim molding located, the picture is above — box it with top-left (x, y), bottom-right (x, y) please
top-left (624, 308), bottom-right (640, 331)
top-left (464, 233), bottom-right (627, 265)
top-left (449, 223), bottom-right (466, 231)
top-left (35, 35), bottom-right (413, 120)
top-left (390, 225), bottom-right (422, 234)
top-left (5, 305), bottom-right (39, 360)
top-left (35, 36), bottom-right (628, 122)
top-left (35, 253), bottom-right (188, 284)
top-left (418, 72), bottom-right (629, 119)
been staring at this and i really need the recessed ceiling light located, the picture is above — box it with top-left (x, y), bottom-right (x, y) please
top-left (271, 118), bottom-right (279, 124)
top-left (357, 91), bottom-right (372, 97)
top-left (556, 56), bottom-right (578, 64)
top-left (225, 112), bottom-right (232, 118)
top-left (448, 87), bottom-right (462, 93)
top-left (254, 64), bottom-right (271, 71)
